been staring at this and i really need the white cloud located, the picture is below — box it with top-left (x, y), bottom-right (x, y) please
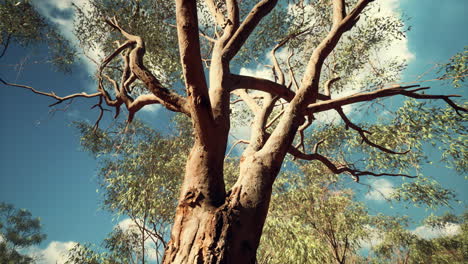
top-left (33, 0), bottom-right (103, 76)
top-left (141, 103), bottom-right (162, 113)
top-left (116, 218), bottom-right (139, 232)
top-left (412, 223), bottom-right (461, 240)
top-left (114, 218), bottom-right (162, 262)
top-left (359, 225), bottom-right (383, 251)
top-left (239, 66), bottom-right (274, 82)
top-left (365, 0), bottom-right (415, 65)
top-left (26, 241), bottom-right (77, 264)
top-left (365, 178), bottom-right (395, 201)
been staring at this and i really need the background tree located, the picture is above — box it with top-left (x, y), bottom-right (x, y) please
top-left (0, 0), bottom-right (75, 71)
top-left (368, 212), bottom-right (467, 264)
top-left (258, 168), bottom-right (370, 264)
top-left (1, 0), bottom-right (466, 262)
top-left (0, 202), bottom-right (47, 264)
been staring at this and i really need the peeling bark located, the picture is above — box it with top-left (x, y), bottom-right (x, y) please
top-left (163, 149), bottom-right (280, 264)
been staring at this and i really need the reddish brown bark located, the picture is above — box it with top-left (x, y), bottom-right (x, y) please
top-left (3, 0), bottom-right (466, 263)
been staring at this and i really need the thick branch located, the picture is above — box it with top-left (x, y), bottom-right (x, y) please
top-left (104, 17), bottom-right (190, 116)
top-left (332, 0), bottom-right (346, 27)
top-left (204, 0), bottom-right (226, 27)
top-left (298, 0), bottom-right (374, 106)
top-left (230, 74), bottom-right (295, 101)
top-left (222, 0), bottom-right (278, 61)
top-left (175, 0), bottom-right (214, 144)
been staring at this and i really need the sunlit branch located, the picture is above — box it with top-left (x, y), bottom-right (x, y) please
top-left (222, 0), bottom-right (278, 61)
top-left (104, 17), bottom-right (190, 116)
top-left (295, 114), bottom-right (313, 152)
top-left (231, 89), bottom-right (261, 113)
top-left (204, 0), bottom-right (226, 27)
top-left (230, 74), bottom-right (295, 101)
top-left (287, 50), bottom-right (299, 91)
top-left (225, 139), bottom-right (250, 160)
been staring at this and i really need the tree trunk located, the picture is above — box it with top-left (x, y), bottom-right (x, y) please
top-left (163, 151), bottom-right (277, 264)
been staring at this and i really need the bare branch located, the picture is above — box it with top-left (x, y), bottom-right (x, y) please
top-left (270, 29), bottom-right (309, 85)
top-left (307, 84), bottom-right (467, 115)
top-left (323, 77), bottom-right (341, 97)
top-left (295, 114), bottom-right (313, 152)
top-left (286, 145), bottom-right (415, 182)
top-left (248, 94), bottom-right (279, 152)
top-left (225, 139), bottom-right (250, 160)
top-left (287, 50), bottom-right (299, 91)
top-left (298, 0), bottom-right (374, 106)
top-left (335, 107), bottom-right (410, 154)
top-left (231, 89), bottom-right (261, 113)
top-left (91, 95), bottom-right (111, 131)
top-left (1, 78), bottom-right (101, 106)
top-left (332, 0), bottom-right (346, 27)
top-left (0, 33), bottom-right (12, 59)
top-left (265, 109), bottom-right (285, 129)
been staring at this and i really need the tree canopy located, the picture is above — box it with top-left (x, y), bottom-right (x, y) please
top-left (0, 0), bottom-right (466, 263)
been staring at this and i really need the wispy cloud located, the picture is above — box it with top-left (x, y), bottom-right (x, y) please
top-left (26, 241), bottom-right (77, 264)
top-left (359, 225), bottom-right (383, 251)
top-left (114, 218), bottom-right (161, 262)
top-left (365, 178), bottom-right (395, 202)
top-left (412, 223), bottom-right (461, 239)
top-left (33, 0), bottom-right (104, 76)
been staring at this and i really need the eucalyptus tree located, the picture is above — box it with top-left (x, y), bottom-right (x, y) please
top-left (1, 0), bottom-right (466, 263)
top-left (258, 168), bottom-right (370, 264)
top-left (0, 202), bottom-right (47, 264)
top-left (369, 212), bottom-right (467, 264)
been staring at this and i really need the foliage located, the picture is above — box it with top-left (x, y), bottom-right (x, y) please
top-left (2, 0), bottom-right (466, 262)
top-left (0, 0), bottom-right (76, 71)
top-left (66, 225), bottom-right (145, 264)
top-left (439, 46), bottom-right (468, 88)
top-left (259, 168), bottom-right (370, 264)
top-left (369, 211), bottom-right (467, 264)
top-left (303, 99), bottom-right (467, 178)
top-left (0, 202), bottom-right (46, 264)
top-left (74, 0), bottom-right (180, 87)
top-left (391, 177), bottom-right (457, 209)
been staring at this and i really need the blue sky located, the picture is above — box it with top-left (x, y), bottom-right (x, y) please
top-left (0, 0), bottom-right (467, 263)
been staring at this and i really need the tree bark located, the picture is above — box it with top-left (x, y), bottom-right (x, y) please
top-left (163, 149), bottom-right (280, 264)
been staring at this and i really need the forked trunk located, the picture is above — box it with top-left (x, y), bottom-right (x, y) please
top-left (163, 151), bottom-right (276, 264)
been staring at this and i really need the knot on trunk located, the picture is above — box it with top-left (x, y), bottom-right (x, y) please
top-left (181, 188), bottom-right (205, 207)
